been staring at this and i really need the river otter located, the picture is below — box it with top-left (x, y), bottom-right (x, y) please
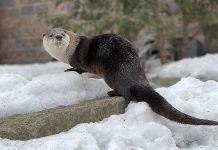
top-left (43, 28), bottom-right (218, 125)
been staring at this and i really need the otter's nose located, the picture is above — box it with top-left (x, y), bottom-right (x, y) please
top-left (55, 35), bottom-right (63, 40)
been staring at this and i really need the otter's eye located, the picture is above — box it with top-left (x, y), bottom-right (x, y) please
top-left (49, 35), bottom-right (52, 37)
top-left (62, 33), bottom-right (65, 36)
top-left (42, 34), bottom-right (45, 37)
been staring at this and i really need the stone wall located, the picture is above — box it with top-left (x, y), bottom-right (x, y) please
top-left (0, 0), bottom-right (71, 64)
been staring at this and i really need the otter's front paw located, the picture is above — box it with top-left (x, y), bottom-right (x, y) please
top-left (64, 68), bottom-right (76, 72)
top-left (64, 68), bottom-right (84, 74)
top-left (107, 90), bottom-right (121, 97)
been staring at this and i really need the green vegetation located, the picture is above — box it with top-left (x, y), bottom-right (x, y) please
top-left (176, 0), bottom-right (218, 58)
top-left (44, 0), bottom-right (218, 63)
top-left (45, 0), bottom-right (147, 40)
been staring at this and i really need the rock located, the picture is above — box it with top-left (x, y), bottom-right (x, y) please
top-left (0, 96), bottom-right (127, 140)
top-left (150, 77), bottom-right (181, 87)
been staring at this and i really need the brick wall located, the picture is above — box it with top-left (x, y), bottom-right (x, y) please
top-left (0, 0), bottom-right (71, 64)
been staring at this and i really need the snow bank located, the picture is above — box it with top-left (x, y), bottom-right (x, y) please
top-left (0, 62), bottom-right (69, 79)
top-left (151, 54), bottom-right (218, 80)
top-left (1, 73), bottom-right (218, 149)
top-left (0, 62), bottom-right (110, 117)
top-left (0, 72), bottom-right (110, 117)
top-left (0, 62), bottom-right (218, 149)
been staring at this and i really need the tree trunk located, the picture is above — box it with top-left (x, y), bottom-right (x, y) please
top-left (180, 17), bottom-right (189, 59)
top-left (154, 0), bottom-right (168, 64)
top-left (157, 32), bottom-right (168, 64)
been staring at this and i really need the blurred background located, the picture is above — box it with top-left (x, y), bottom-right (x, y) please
top-left (0, 0), bottom-right (218, 67)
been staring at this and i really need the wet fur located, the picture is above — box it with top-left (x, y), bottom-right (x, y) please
top-left (44, 29), bottom-right (218, 125)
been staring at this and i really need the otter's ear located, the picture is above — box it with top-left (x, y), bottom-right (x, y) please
top-left (42, 33), bottom-right (46, 37)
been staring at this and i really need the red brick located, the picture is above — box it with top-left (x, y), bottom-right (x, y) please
top-left (21, 5), bottom-right (35, 15)
top-left (0, 0), bottom-right (72, 64)
top-left (0, 0), bottom-right (15, 7)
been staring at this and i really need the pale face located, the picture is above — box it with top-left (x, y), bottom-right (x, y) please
top-left (43, 28), bottom-right (70, 64)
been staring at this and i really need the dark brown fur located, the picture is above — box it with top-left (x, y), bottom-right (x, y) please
top-left (68, 33), bottom-right (218, 125)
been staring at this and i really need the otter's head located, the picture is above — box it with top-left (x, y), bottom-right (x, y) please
top-left (43, 28), bottom-right (80, 64)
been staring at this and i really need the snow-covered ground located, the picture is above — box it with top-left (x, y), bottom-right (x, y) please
top-left (150, 54), bottom-right (218, 81)
top-left (0, 62), bottom-right (69, 79)
top-left (0, 62), bottom-right (218, 150)
top-left (0, 62), bottom-right (110, 118)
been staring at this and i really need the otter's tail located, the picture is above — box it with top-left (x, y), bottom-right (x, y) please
top-left (130, 85), bottom-right (218, 125)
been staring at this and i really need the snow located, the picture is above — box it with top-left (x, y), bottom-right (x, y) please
top-left (0, 62), bottom-right (69, 79)
top-left (0, 64), bottom-right (110, 117)
top-left (150, 54), bottom-right (218, 81)
top-left (0, 62), bottom-right (218, 149)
